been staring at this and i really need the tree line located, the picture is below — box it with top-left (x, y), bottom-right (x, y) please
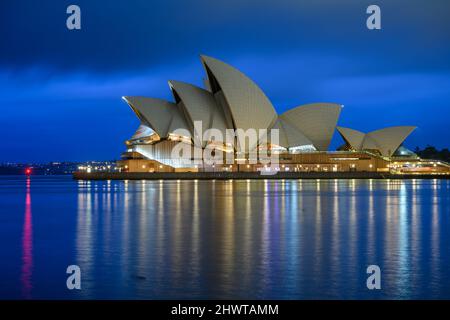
top-left (414, 145), bottom-right (450, 162)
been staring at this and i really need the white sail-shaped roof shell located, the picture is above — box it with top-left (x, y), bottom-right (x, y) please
top-left (169, 81), bottom-right (214, 129)
top-left (271, 118), bottom-right (314, 148)
top-left (200, 55), bottom-right (278, 148)
top-left (336, 126), bottom-right (365, 150)
top-left (365, 126), bottom-right (416, 157)
top-left (168, 80), bottom-right (229, 145)
top-left (123, 96), bottom-right (190, 138)
top-left (130, 124), bottom-right (154, 140)
top-left (337, 125), bottom-right (416, 157)
top-left (280, 103), bottom-right (342, 151)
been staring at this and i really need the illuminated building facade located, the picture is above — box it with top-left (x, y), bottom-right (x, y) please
top-left (114, 55), bottom-right (449, 175)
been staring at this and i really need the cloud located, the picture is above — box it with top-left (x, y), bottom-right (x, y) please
top-left (1, 0), bottom-right (449, 74)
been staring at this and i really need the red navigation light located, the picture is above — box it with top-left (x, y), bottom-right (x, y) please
top-left (25, 168), bottom-right (32, 175)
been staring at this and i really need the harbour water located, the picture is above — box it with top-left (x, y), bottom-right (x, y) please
top-left (0, 176), bottom-right (449, 299)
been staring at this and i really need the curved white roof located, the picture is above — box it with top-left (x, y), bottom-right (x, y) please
top-left (280, 103), bottom-right (342, 151)
top-left (337, 126), bottom-right (365, 150)
top-left (271, 118), bottom-right (314, 148)
top-left (200, 55), bottom-right (278, 147)
top-left (123, 96), bottom-right (190, 138)
top-left (131, 124), bottom-right (154, 140)
top-left (337, 125), bottom-right (416, 157)
top-left (168, 80), bottom-right (229, 145)
top-left (169, 80), bottom-right (214, 130)
top-left (365, 126), bottom-right (416, 157)
top-left (361, 135), bottom-right (379, 150)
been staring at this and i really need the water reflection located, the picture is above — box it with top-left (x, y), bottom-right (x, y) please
top-left (397, 182), bottom-right (410, 295)
top-left (431, 178), bottom-right (441, 296)
top-left (21, 177), bottom-right (33, 299)
top-left (72, 178), bottom-right (450, 299)
top-left (76, 180), bottom-right (94, 298)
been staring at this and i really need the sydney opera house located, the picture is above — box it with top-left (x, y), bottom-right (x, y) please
top-left (115, 55), bottom-right (449, 175)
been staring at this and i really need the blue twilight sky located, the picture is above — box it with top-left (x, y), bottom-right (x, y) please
top-left (0, 0), bottom-right (449, 162)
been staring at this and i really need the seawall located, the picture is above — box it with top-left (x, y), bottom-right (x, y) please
top-left (73, 171), bottom-right (449, 180)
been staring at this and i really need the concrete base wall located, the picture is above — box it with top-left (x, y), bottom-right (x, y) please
top-left (73, 171), bottom-right (449, 181)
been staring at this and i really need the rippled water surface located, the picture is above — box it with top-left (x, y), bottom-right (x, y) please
top-left (0, 176), bottom-right (449, 299)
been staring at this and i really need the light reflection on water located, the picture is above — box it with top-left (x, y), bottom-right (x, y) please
top-left (0, 176), bottom-right (449, 299)
top-left (21, 177), bottom-right (32, 299)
